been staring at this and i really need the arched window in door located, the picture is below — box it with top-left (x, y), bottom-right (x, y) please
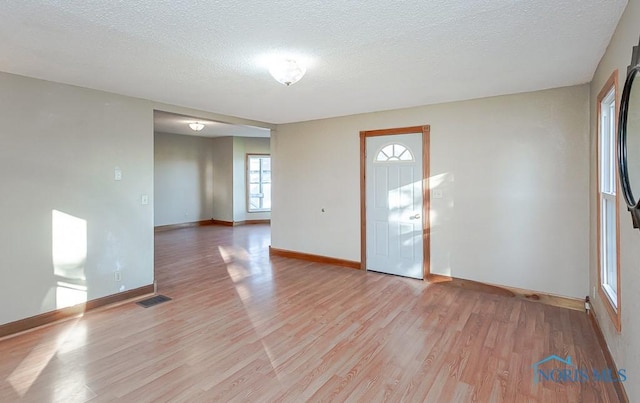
top-left (375, 143), bottom-right (414, 162)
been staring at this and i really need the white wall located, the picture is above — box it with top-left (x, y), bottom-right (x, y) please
top-left (233, 136), bottom-right (271, 222)
top-left (0, 72), bottom-right (154, 325)
top-left (272, 85), bottom-right (590, 299)
top-left (154, 132), bottom-right (215, 226)
top-left (590, 1), bottom-right (640, 400)
top-left (211, 136), bottom-right (234, 222)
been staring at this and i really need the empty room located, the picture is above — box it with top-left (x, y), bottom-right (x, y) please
top-left (1, 1), bottom-right (639, 401)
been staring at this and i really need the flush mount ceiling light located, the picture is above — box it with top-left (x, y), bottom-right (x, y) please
top-left (269, 59), bottom-right (306, 86)
top-left (188, 122), bottom-right (205, 131)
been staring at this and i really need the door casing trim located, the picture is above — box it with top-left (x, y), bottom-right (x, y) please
top-left (359, 125), bottom-right (431, 279)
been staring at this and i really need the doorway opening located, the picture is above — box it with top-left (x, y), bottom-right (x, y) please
top-left (152, 110), bottom-right (272, 287)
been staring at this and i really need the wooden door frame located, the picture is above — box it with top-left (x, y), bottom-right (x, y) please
top-left (360, 125), bottom-right (431, 280)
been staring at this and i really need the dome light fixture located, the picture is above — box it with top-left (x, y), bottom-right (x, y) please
top-left (269, 58), bottom-right (306, 86)
top-left (189, 122), bottom-right (205, 131)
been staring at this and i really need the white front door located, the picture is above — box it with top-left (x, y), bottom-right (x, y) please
top-left (365, 133), bottom-right (424, 279)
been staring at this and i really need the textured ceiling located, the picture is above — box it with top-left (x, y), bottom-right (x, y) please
top-left (154, 111), bottom-right (270, 138)
top-left (0, 1), bottom-right (628, 124)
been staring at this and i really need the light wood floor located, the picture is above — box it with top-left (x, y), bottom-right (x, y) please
top-left (0, 224), bottom-right (620, 402)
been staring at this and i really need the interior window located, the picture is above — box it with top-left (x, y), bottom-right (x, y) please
top-left (247, 155), bottom-right (271, 212)
top-left (597, 72), bottom-right (621, 331)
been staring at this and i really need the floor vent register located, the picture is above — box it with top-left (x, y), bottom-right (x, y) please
top-left (136, 295), bottom-right (172, 308)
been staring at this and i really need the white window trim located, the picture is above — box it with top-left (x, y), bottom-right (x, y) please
top-left (246, 154), bottom-right (271, 213)
top-left (596, 71), bottom-right (621, 332)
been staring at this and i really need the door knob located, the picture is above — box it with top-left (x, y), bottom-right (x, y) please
top-left (410, 214), bottom-right (421, 220)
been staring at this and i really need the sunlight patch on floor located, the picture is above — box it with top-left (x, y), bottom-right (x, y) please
top-left (218, 245), bottom-right (250, 264)
top-left (7, 318), bottom-right (83, 397)
top-left (222, 252), bottom-right (285, 386)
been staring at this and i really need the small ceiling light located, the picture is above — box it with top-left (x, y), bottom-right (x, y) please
top-left (269, 59), bottom-right (306, 86)
top-left (189, 122), bottom-right (205, 131)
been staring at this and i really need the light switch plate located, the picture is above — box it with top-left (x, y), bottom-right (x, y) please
top-left (141, 194), bottom-right (149, 205)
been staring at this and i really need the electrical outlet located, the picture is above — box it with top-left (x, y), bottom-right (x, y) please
top-left (114, 167), bottom-right (122, 181)
top-left (115, 271), bottom-right (122, 282)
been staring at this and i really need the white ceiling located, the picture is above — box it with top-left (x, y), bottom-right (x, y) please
top-left (0, 1), bottom-right (628, 124)
top-left (154, 110), bottom-right (270, 138)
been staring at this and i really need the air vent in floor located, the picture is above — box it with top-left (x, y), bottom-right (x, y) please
top-left (136, 295), bottom-right (172, 308)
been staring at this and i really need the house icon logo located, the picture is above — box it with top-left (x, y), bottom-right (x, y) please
top-left (531, 355), bottom-right (574, 384)
top-left (532, 354), bottom-right (627, 384)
